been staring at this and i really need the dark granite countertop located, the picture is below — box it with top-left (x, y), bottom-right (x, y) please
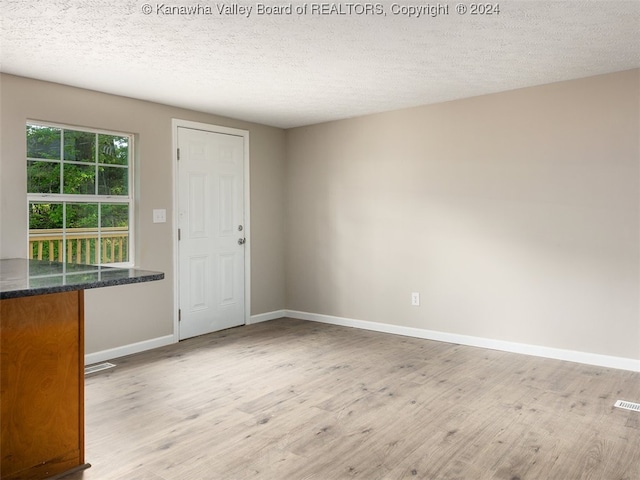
top-left (0, 258), bottom-right (164, 299)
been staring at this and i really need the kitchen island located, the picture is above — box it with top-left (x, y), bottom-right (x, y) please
top-left (0, 259), bottom-right (164, 479)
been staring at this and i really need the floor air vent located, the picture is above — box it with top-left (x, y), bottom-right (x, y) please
top-left (85, 362), bottom-right (116, 375)
top-left (614, 400), bottom-right (640, 412)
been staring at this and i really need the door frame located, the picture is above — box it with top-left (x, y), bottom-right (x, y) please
top-left (171, 118), bottom-right (251, 342)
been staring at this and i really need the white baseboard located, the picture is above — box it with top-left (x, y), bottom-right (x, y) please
top-left (83, 311), bottom-right (640, 372)
top-left (285, 310), bottom-right (640, 373)
top-left (85, 334), bottom-right (175, 366)
top-left (249, 309), bottom-right (287, 324)
top-left (84, 310), bottom-right (287, 365)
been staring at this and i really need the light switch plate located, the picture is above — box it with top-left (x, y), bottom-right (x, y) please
top-left (153, 209), bottom-right (166, 223)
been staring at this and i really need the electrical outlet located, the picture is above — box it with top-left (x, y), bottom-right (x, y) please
top-left (411, 292), bottom-right (420, 306)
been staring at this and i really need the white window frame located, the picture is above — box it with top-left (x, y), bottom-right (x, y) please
top-left (26, 120), bottom-right (135, 267)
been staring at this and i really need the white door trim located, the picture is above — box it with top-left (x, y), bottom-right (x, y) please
top-left (171, 119), bottom-right (251, 343)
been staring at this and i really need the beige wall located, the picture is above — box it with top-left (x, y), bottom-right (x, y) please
top-left (3, 70), bottom-right (638, 362)
top-left (0, 74), bottom-right (286, 354)
top-left (286, 69), bottom-right (640, 360)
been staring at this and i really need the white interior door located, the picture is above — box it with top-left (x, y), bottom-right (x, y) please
top-left (178, 126), bottom-right (245, 340)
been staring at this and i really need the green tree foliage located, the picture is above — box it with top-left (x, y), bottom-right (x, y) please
top-left (29, 203), bottom-right (63, 230)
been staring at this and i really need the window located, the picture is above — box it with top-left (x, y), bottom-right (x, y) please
top-left (27, 122), bottom-right (134, 266)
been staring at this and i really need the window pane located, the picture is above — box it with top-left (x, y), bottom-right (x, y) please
top-left (66, 203), bottom-right (98, 229)
top-left (64, 130), bottom-right (95, 162)
top-left (64, 236), bottom-right (96, 265)
top-left (26, 125), bottom-right (61, 159)
top-left (66, 203), bottom-right (98, 265)
top-left (98, 166), bottom-right (128, 195)
top-left (29, 202), bottom-right (64, 262)
top-left (101, 204), bottom-right (129, 263)
top-left (65, 203), bottom-right (100, 264)
top-left (63, 163), bottom-right (96, 194)
top-left (99, 135), bottom-right (129, 165)
top-left (27, 160), bottom-right (61, 194)
top-left (29, 202), bottom-right (63, 230)
top-left (101, 204), bottom-right (129, 228)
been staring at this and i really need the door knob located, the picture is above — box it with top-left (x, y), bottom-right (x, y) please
top-left (238, 238), bottom-right (246, 245)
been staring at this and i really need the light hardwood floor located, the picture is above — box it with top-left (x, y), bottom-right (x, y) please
top-left (67, 318), bottom-right (640, 480)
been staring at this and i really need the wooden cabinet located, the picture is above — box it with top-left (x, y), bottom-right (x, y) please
top-left (0, 258), bottom-right (163, 479)
top-left (1, 290), bottom-right (89, 479)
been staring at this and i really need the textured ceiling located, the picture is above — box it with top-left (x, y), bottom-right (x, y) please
top-left (1, 0), bottom-right (639, 128)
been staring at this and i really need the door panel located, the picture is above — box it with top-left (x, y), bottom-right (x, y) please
top-left (178, 127), bottom-right (245, 340)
